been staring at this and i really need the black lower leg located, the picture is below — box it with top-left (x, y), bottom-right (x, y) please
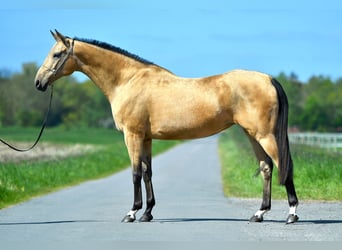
top-left (122, 173), bottom-right (142, 223)
top-left (285, 179), bottom-right (298, 207)
top-left (250, 159), bottom-right (273, 222)
top-left (285, 178), bottom-right (299, 224)
top-left (139, 183), bottom-right (155, 222)
top-left (260, 160), bottom-right (273, 211)
top-left (132, 173), bottom-right (143, 210)
top-left (139, 165), bottom-right (155, 222)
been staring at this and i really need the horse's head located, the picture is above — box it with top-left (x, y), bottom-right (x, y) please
top-left (35, 30), bottom-right (77, 91)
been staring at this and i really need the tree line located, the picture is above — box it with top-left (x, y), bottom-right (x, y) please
top-left (0, 63), bottom-right (112, 129)
top-left (277, 72), bottom-right (342, 132)
top-left (0, 63), bottom-right (341, 132)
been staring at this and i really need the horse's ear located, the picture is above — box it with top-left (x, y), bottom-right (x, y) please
top-left (52, 29), bottom-right (70, 48)
top-left (50, 30), bottom-right (59, 41)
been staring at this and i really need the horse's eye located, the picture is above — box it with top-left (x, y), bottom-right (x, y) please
top-left (53, 52), bottom-right (63, 58)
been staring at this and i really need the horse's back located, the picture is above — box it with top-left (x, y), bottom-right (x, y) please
top-left (222, 69), bottom-right (273, 91)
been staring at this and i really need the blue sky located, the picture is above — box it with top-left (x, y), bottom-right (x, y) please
top-left (1, 0), bottom-right (341, 82)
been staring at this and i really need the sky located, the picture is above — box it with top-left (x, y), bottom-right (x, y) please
top-left (0, 0), bottom-right (341, 82)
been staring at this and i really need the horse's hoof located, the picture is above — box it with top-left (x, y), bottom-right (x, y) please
top-left (121, 214), bottom-right (136, 223)
top-left (286, 214), bottom-right (299, 224)
top-left (249, 215), bottom-right (263, 222)
top-left (139, 213), bottom-right (153, 222)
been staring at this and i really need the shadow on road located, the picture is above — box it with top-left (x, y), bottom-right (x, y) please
top-left (1, 218), bottom-right (341, 226)
top-left (154, 218), bottom-right (248, 223)
top-left (298, 219), bottom-right (342, 224)
top-left (154, 217), bottom-right (342, 224)
top-left (0, 220), bottom-right (102, 226)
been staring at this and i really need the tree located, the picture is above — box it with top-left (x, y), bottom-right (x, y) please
top-left (276, 73), bottom-right (342, 132)
top-left (300, 76), bottom-right (336, 131)
top-left (0, 63), bottom-right (112, 128)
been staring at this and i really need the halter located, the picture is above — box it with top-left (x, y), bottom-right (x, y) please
top-left (42, 39), bottom-right (75, 76)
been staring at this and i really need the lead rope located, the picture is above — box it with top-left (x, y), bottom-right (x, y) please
top-left (0, 86), bottom-right (54, 152)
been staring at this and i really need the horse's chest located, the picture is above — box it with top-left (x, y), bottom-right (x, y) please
top-left (110, 99), bottom-right (148, 133)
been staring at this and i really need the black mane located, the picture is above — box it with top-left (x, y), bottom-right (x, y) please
top-left (74, 37), bottom-right (155, 65)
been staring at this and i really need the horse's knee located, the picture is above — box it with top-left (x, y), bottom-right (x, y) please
top-left (142, 161), bottom-right (152, 181)
top-left (132, 172), bottom-right (142, 184)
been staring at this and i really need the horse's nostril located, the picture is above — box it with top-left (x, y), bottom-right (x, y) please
top-left (35, 80), bottom-right (48, 92)
top-left (35, 80), bottom-right (45, 91)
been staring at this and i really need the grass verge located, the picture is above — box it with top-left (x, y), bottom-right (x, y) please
top-left (219, 126), bottom-right (342, 201)
top-left (0, 127), bottom-right (179, 208)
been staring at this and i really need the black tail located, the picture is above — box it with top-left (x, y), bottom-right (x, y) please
top-left (271, 78), bottom-right (293, 185)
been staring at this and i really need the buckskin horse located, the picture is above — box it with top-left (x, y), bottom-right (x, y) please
top-left (35, 30), bottom-right (299, 224)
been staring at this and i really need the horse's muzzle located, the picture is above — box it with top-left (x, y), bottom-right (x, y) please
top-left (35, 80), bottom-right (48, 92)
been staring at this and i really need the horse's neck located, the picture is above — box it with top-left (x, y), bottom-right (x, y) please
top-left (74, 42), bottom-right (145, 99)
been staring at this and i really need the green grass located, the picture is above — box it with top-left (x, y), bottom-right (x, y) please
top-left (219, 126), bottom-right (342, 201)
top-left (0, 127), bottom-right (179, 208)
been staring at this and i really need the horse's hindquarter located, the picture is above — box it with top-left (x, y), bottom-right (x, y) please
top-left (224, 70), bottom-right (278, 137)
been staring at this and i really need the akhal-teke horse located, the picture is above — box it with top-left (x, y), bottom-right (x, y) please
top-left (35, 30), bottom-right (299, 224)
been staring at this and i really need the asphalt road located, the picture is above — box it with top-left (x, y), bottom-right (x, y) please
top-left (0, 136), bottom-right (341, 244)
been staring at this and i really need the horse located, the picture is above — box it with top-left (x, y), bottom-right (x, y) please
top-left (35, 30), bottom-right (299, 224)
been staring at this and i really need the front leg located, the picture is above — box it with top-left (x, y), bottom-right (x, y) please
top-left (121, 132), bottom-right (144, 223)
top-left (139, 138), bottom-right (155, 222)
top-left (121, 172), bottom-right (143, 222)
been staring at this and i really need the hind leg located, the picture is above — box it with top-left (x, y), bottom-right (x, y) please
top-left (246, 135), bottom-right (274, 222)
top-left (285, 177), bottom-right (299, 224)
top-left (256, 134), bottom-right (299, 224)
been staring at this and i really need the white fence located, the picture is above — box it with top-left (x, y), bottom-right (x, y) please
top-left (288, 133), bottom-right (342, 150)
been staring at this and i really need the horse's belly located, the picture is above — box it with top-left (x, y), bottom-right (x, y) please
top-left (150, 111), bottom-right (233, 140)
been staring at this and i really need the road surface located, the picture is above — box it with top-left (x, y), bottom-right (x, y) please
top-left (0, 136), bottom-right (341, 244)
